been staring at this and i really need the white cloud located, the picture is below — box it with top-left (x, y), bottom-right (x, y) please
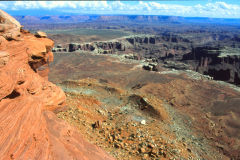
top-left (0, 1), bottom-right (240, 18)
top-left (191, 2), bottom-right (240, 18)
top-left (0, 3), bottom-right (7, 9)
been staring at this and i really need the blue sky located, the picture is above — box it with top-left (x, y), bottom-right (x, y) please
top-left (1, 1), bottom-right (240, 18)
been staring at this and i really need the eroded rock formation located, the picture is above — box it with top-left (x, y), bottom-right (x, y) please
top-left (54, 35), bottom-right (190, 59)
top-left (182, 46), bottom-right (240, 85)
top-left (0, 9), bottom-right (113, 160)
top-left (66, 41), bottom-right (125, 53)
top-left (54, 34), bottom-right (240, 85)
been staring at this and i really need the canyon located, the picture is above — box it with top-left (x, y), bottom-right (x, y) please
top-left (1, 10), bottom-right (240, 160)
top-left (53, 34), bottom-right (240, 85)
top-left (49, 51), bottom-right (240, 160)
top-left (46, 16), bottom-right (240, 159)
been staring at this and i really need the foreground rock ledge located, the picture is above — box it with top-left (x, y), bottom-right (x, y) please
top-left (0, 9), bottom-right (114, 160)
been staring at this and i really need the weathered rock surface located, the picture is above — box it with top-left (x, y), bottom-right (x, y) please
top-left (0, 10), bottom-right (114, 160)
top-left (0, 51), bottom-right (9, 67)
top-left (0, 9), bottom-right (21, 40)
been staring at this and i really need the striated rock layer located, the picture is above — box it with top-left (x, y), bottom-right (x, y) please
top-left (0, 9), bottom-right (114, 160)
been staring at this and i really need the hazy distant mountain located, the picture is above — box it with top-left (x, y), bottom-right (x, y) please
top-left (15, 15), bottom-right (240, 25)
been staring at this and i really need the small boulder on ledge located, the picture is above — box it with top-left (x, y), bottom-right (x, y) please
top-left (35, 31), bottom-right (47, 38)
top-left (141, 119), bottom-right (146, 125)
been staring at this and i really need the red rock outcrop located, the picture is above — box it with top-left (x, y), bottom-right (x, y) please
top-left (0, 9), bottom-right (114, 160)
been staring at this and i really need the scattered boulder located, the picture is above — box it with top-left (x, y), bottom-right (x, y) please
top-left (142, 63), bottom-right (158, 71)
top-left (35, 31), bottom-right (47, 38)
top-left (92, 120), bottom-right (102, 129)
top-left (56, 44), bottom-right (62, 48)
top-left (125, 54), bottom-right (139, 60)
top-left (141, 119), bottom-right (146, 125)
top-left (139, 147), bottom-right (146, 153)
top-left (143, 153), bottom-right (149, 159)
top-left (20, 28), bottom-right (30, 33)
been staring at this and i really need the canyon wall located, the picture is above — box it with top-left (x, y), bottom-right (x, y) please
top-left (54, 35), bottom-right (190, 59)
top-left (0, 9), bottom-right (113, 160)
top-left (182, 46), bottom-right (240, 85)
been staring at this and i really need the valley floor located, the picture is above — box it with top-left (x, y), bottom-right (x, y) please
top-left (49, 52), bottom-right (240, 160)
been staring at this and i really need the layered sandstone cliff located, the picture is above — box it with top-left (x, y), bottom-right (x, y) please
top-left (182, 46), bottom-right (240, 85)
top-left (0, 9), bottom-right (113, 160)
